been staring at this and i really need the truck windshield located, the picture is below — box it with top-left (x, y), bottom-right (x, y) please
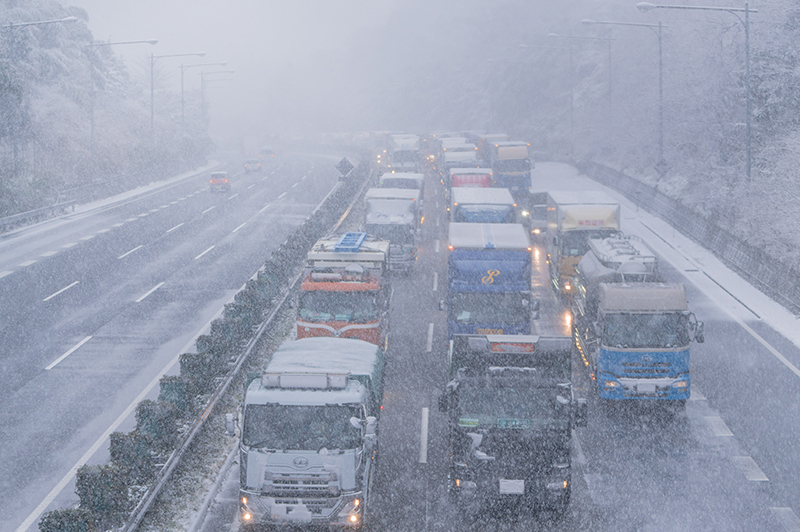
top-left (380, 177), bottom-right (420, 189)
top-left (494, 159), bottom-right (531, 173)
top-left (453, 205), bottom-right (515, 223)
top-left (450, 292), bottom-right (529, 324)
top-left (243, 404), bottom-right (362, 450)
top-left (299, 291), bottom-right (379, 323)
top-left (560, 230), bottom-right (617, 257)
top-left (603, 312), bottom-right (690, 348)
top-left (457, 382), bottom-right (569, 429)
top-left (365, 223), bottom-right (415, 245)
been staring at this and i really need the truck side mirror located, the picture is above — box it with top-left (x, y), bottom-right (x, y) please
top-left (574, 399), bottom-right (588, 428)
top-left (225, 413), bottom-right (236, 437)
top-left (531, 300), bottom-right (540, 320)
top-left (438, 393), bottom-right (448, 413)
top-left (695, 321), bottom-right (705, 344)
top-left (439, 299), bottom-right (445, 311)
top-left (365, 416), bottom-right (378, 436)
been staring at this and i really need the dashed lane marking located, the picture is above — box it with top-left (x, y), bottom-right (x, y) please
top-left (135, 282), bottom-right (164, 303)
top-left (233, 222), bottom-right (246, 233)
top-left (731, 456), bottom-right (768, 481)
top-left (19, 260), bottom-right (37, 267)
top-left (41, 251), bottom-right (58, 257)
top-left (771, 508), bottom-right (800, 532)
top-left (79, 235), bottom-right (94, 240)
top-left (62, 243), bottom-right (76, 248)
top-left (704, 415), bottom-right (734, 437)
top-left (432, 272), bottom-right (438, 292)
top-left (202, 206), bottom-right (215, 214)
top-left (194, 246), bottom-right (215, 260)
top-left (43, 281), bottom-right (79, 302)
top-left (426, 323), bottom-right (434, 352)
top-left (435, 239), bottom-right (440, 253)
top-left (0, 271), bottom-right (13, 279)
top-left (419, 407), bottom-right (429, 464)
top-left (166, 223), bottom-right (184, 233)
top-left (45, 335), bottom-right (92, 370)
top-left (118, 245), bottom-right (143, 259)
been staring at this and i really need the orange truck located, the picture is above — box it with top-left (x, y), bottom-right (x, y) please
top-left (297, 232), bottom-right (391, 347)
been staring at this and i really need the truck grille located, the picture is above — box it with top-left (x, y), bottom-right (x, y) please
top-left (265, 472), bottom-right (338, 496)
top-left (620, 362), bottom-right (670, 374)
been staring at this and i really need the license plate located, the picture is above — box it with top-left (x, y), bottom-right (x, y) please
top-left (638, 383), bottom-right (656, 394)
top-left (499, 479), bottom-right (524, 494)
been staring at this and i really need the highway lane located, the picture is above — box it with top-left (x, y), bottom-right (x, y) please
top-left (198, 160), bottom-right (800, 532)
top-left (0, 152), bottom-right (347, 532)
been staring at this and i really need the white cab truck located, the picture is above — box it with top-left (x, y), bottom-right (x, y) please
top-left (388, 133), bottom-right (421, 172)
top-left (230, 337), bottom-right (385, 530)
top-left (363, 188), bottom-right (421, 272)
top-left (450, 187), bottom-right (518, 224)
top-left (546, 191), bottom-right (620, 299)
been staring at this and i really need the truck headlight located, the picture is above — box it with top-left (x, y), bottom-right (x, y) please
top-left (521, 210), bottom-right (530, 217)
top-left (603, 380), bottom-right (621, 388)
top-left (338, 497), bottom-right (363, 525)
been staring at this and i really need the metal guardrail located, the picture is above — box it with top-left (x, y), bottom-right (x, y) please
top-left (121, 157), bottom-right (375, 532)
top-left (579, 161), bottom-right (800, 315)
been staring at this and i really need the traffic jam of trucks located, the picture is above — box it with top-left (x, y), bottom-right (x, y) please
top-left (224, 131), bottom-right (705, 529)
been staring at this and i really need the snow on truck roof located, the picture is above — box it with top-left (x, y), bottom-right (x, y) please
top-left (599, 283), bottom-right (688, 312)
top-left (450, 167), bottom-right (492, 175)
top-left (548, 190), bottom-right (619, 205)
top-left (452, 187), bottom-right (515, 205)
top-left (449, 223), bottom-right (530, 250)
top-left (267, 337), bottom-right (383, 376)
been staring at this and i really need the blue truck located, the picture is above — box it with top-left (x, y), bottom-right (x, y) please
top-left (446, 223), bottom-right (536, 339)
top-left (572, 235), bottom-right (704, 406)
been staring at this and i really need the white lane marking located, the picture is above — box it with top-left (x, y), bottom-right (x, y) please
top-left (126, 217), bottom-right (137, 222)
top-left (79, 235), bottom-right (94, 240)
top-left (179, 197), bottom-right (187, 201)
top-left (278, 192), bottom-right (287, 199)
top-left (43, 281), bottom-right (79, 302)
top-left (160, 204), bottom-right (169, 208)
top-left (138, 213), bottom-right (149, 218)
top-left (227, 193), bottom-right (239, 200)
top-left (118, 245), bottom-right (143, 259)
top-left (148, 208), bottom-right (159, 213)
top-left (45, 336), bottom-right (92, 371)
top-left (112, 223), bottom-right (124, 227)
top-left (96, 228), bottom-right (110, 234)
top-left (233, 222), bottom-right (246, 233)
top-left (259, 204), bottom-right (270, 213)
top-left (261, 176), bottom-right (268, 181)
top-left (704, 415), bottom-right (734, 437)
top-left (436, 217), bottom-right (439, 227)
top-left (0, 271), bottom-right (13, 279)
top-left (573, 429), bottom-right (587, 465)
top-left (19, 260), bottom-right (37, 267)
top-left (202, 206), bottom-right (215, 214)
top-left (194, 246), bottom-right (215, 260)
top-left (247, 184), bottom-right (255, 189)
top-left (771, 507), bottom-right (800, 532)
top-left (690, 387), bottom-right (706, 401)
top-left (170, 201), bottom-right (178, 205)
top-left (426, 323), bottom-right (434, 352)
top-left (136, 281), bottom-right (165, 303)
top-left (41, 251), bottom-right (58, 257)
top-left (435, 239), bottom-right (440, 253)
top-left (731, 456), bottom-right (768, 481)
top-left (61, 243), bottom-right (77, 248)
top-left (419, 407), bottom-right (429, 464)
top-left (166, 222), bottom-right (184, 233)
top-left (432, 272), bottom-right (438, 292)
top-left (292, 182), bottom-right (298, 188)
top-left (14, 301), bottom-right (227, 532)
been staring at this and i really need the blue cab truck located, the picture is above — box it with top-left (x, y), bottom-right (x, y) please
top-left (446, 223), bottom-right (537, 339)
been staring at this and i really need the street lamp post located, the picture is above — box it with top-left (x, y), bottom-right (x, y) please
top-left (150, 51), bottom-right (205, 132)
top-left (199, 70), bottom-right (234, 123)
top-left (179, 62), bottom-right (226, 126)
top-left (89, 39), bottom-right (158, 163)
top-left (636, 1), bottom-right (756, 179)
top-left (582, 19), bottom-right (667, 175)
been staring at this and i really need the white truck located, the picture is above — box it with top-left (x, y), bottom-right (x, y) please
top-left (363, 188), bottom-right (421, 272)
top-left (546, 191), bottom-right (621, 299)
top-left (230, 337), bottom-right (384, 530)
top-left (388, 133), bottom-right (421, 172)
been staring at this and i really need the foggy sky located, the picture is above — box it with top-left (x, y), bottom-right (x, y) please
top-left (66, 0), bottom-right (398, 142)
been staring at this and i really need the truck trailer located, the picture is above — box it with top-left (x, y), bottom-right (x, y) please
top-left (297, 232), bottom-right (391, 346)
top-left (546, 191), bottom-right (620, 299)
top-left (232, 337), bottom-right (384, 530)
top-left (439, 334), bottom-right (587, 517)
top-left (450, 187), bottom-right (518, 224)
top-left (363, 188), bottom-right (421, 272)
top-left (447, 223), bottom-right (536, 338)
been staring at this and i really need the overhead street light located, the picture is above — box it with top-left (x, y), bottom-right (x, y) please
top-left (583, 18), bottom-right (668, 175)
top-left (88, 39), bottom-right (158, 162)
top-left (4, 16), bottom-right (78, 29)
top-left (636, 1), bottom-right (757, 179)
top-left (179, 62), bottom-right (227, 125)
top-left (150, 51), bottom-right (206, 132)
